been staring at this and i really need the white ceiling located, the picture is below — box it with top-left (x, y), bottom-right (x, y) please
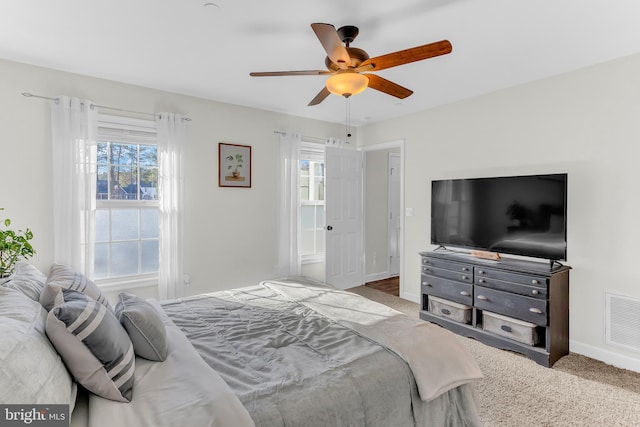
top-left (2, 0), bottom-right (640, 126)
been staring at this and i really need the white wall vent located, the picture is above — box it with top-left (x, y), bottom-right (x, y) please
top-left (605, 293), bottom-right (640, 353)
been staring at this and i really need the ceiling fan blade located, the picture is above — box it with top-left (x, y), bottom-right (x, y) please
top-left (365, 74), bottom-right (413, 99)
top-left (360, 40), bottom-right (452, 71)
top-left (311, 23), bottom-right (351, 68)
top-left (308, 86), bottom-right (331, 106)
top-left (250, 70), bottom-right (332, 77)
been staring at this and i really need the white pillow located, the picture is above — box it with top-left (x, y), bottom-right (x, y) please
top-left (0, 286), bottom-right (76, 405)
top-left (1, 262), bottom-right (46, 301)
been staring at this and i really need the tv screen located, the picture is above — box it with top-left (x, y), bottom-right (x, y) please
top-left (431, 173), bottom-right (567, 261)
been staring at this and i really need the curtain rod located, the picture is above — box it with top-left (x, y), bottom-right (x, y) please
top-left (273, 130), bottom-right (349, 144)
top-left (22, 92), bottom-right (192, 122)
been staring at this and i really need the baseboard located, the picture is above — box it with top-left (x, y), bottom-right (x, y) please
top-left (401, 291), bottom-right (420, 305)
top-left (570, 340), bottom-right (640, 373)
top-left (365, 271), bottom-right (390, 283)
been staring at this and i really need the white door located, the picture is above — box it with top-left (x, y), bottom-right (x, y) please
top-left (388, 153), bottom-right (401, 276)
top-left (325, 146), bottom-right (364, 289)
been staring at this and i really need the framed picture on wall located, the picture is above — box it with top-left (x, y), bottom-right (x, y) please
top-left (218, 143), bottom-right (252, 188)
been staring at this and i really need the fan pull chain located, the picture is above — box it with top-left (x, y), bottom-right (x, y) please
top-left (345, 97), bottom-right (352, 139)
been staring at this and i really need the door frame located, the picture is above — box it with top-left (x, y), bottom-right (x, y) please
top-left (360, 139), bottom-right (405, 298)
top-left (388, 152), bottom-right (401, 277)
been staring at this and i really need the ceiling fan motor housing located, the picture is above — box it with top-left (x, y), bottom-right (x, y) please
top-left (325, 47), bottom-right (370, 71)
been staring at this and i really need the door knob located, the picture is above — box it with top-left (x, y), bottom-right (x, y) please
top-left (326, 225), bottom-right (333, 231)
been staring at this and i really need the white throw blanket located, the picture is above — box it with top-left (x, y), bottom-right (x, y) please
top-left (261, 278), bottom-right (484, 402)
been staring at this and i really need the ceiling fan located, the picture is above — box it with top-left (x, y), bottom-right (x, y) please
top-left (250, 23), bottom-right (452, 106)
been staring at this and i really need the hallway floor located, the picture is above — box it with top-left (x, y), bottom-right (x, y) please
top-left (364, 276), bottom-right (399, 296)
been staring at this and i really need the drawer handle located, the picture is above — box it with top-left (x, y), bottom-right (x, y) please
top-left (500, 325), bottom-right (513, 333)
top-left (529, 308), bottom-right (543, 314)
top-left (532, 289), bottom-right (540, 295)
top-left (532, 279), bottom-right (539, 285)
top-left (478, 270), bottom-right (485, 274)
top-left (461, 275), bottom-right (469, 280)
top-left (477, 295), bottom-right (488, 301)
top-left (440, 308), bottom-right (451, 315)
top-left (478, 279), bottom-right (486, 283)
top-left (460, 291), bottom-right (470, 297)
top-left (422, 282), bottom-right (431, 287)
top-left (423, 267), bottom-right (430, 272)
top-left (462, 267), bottom-right (469, 272)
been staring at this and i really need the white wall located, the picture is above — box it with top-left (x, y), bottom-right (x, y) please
top-left (357, 53), bottom-right (640, 371)
top-left (0, 58), bottom-right (346, 298)
top-left (364, 148), bottom-right (399, 280)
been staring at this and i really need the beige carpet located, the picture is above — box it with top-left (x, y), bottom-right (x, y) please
top-left (350, 286), bottom-right (640, 426)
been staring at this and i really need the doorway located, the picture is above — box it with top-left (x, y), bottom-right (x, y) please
top-left (362, 140), bottom-right (404, 297)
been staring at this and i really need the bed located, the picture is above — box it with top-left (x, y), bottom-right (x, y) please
top-left (1, 264), bottom-right (483, 427)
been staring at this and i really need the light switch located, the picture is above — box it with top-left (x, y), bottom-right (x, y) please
top-left (405, 208), bottom-right (414, 217)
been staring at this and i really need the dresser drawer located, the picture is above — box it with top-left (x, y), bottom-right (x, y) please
top-left (475, 276), bottom-right (547, 299)
top-left (420, 265), bottom-right (473, 284)
top-left (474, 285), bottom-right (547, 326)
top-left (421, 275), bottom-right (473, 306)
top-left (475, 267), bottom-right (548, 288)
top-left (421, 257), bottom-right (473, 275)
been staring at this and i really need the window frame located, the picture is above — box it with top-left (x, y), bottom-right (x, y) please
top-left (299, 142), bottom-right (326, 264)
top-left (93, 114), bottom-right (160, 291)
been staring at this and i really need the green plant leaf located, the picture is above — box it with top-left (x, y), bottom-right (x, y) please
top-left (0, 214), bottom-right (35, 276)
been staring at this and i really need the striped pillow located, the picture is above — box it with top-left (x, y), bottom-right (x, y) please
top-left (40, 264), bottom-right (112, 311)
top-left (45, 290), bottom-right (135, 402)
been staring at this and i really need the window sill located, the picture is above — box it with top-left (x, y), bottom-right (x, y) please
top-left (95, 275), bottom-right (159, 293)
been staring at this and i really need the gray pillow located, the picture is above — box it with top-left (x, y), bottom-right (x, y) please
top-left (1, 262), bottom-right (46, 301)
top-left (45, 290), bottom-right (135, 402)
top-left (40, 264), bottom-right (112, 311)
top-left (115, 293), bottom-right (168, 362)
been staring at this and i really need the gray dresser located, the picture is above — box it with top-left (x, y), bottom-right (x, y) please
top-left (419, 250), bottom-right (571, 367)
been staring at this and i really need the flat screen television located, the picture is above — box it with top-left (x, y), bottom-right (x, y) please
top-left (431, 173), bottom-right (567, 261)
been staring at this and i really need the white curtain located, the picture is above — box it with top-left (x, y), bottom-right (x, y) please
top-left (277, 132), bottom-right (301, 276)
top-left (50, 96), bottom-right (98, 275)
top-left (156, 113), bottom-right (185, 299)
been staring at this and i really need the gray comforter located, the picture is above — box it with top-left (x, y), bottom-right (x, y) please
top-left (161, 280), bottom-right (481, 426)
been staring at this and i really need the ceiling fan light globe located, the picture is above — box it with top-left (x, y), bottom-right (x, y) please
top-left (326, 73), bottom-right (368, 97)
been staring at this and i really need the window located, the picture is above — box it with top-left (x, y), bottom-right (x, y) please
top-left (299, 143), bottom-right (325, 262)
top-left (94, 115), bottom-right (159, 282)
